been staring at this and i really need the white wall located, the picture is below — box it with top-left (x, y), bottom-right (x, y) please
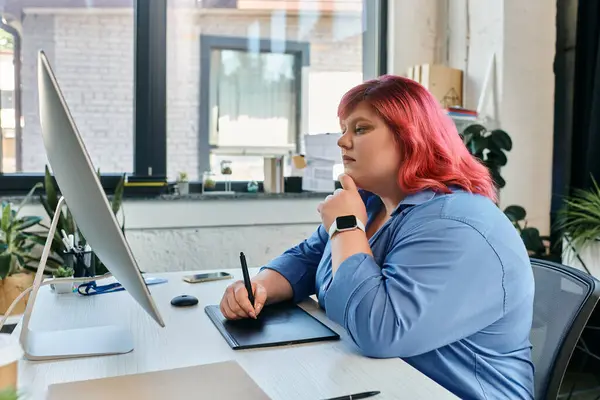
top-left (386, 0), bottom-right (445, 75)
top-left (499, 0), bottom-right (555, 235)
top-left (18, 197), bottom-right (323, 273)
top-left (388, 0), bottom-right (556, 235)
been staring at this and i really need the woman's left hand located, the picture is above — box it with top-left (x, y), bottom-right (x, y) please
top-left (317, 174), bottom-right (368, 232)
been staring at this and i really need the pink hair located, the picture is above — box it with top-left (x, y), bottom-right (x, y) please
top-left (337, 75), bottom-right (497, 202)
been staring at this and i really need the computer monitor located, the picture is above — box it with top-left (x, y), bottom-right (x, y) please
top-left (18, 50), bottom-right (165, 361)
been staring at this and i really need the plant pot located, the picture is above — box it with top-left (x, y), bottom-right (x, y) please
top-left (0, 273), bottom-right (35, 316)
top-left (562, 236), bottom-right (600, 277)
top-left (50, 281), bottom-right (73, 294)
top-left (177, 181), bottom-right (189, 195)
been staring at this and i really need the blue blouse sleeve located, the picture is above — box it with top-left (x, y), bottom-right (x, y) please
top-left (261, 224), bottom-right (328, 302)
top-left (323, 218), bottom-right (506, 358)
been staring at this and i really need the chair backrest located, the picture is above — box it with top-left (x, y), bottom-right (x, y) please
top-left (530, 258), bottom-right (600, 399)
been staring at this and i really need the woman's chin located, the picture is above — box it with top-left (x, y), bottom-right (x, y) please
top-left (343, 164), bottom-right (356, 174)
top-left (342, 167), bottom-right (355, 179)
top-left (343, 171), bottom-right (365, 188)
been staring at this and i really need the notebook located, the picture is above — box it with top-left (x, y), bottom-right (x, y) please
top-left (47, 360), bottom-right (271, 400)
top-left (204, 301), bottom-right (340, 350)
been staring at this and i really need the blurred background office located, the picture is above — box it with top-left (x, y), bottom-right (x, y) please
top-left (1, 0), bottom-right (600, 397)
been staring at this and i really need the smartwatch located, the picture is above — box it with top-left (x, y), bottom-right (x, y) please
top-left (328, 215), bottom-right (366, 238)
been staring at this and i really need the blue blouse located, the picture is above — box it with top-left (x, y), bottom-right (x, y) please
top-left (262, 188), bottom-right (535, 399)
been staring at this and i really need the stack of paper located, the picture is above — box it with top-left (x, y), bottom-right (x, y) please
top-left (302, 133), bottom-right (341, 193)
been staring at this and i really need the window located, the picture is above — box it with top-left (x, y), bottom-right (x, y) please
top-left (1, 1), bottom-right (135, 175)
top-left (0, 0), bottom-right (385, 194)
top-left (0, 0), bottom-right (161, 194)
top-left (201, 36), bottom-right (307, 181)
top-left (1, 33), bottom-right (16, 173)
top-left (166, 0), bottom-right (385, 182)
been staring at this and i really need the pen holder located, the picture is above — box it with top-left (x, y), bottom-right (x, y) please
top-left (63, 249), bottom-right (96, 279)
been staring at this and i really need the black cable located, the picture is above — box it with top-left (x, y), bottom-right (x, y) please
top-left (563, 235), bottom-right (592, 275)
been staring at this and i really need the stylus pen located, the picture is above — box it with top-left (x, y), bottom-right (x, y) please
top-left (239, 252), bottom-right (255, 306)
top-left (321, 391), bottom-right (380, 400)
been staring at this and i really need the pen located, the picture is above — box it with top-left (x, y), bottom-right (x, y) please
top-left (239, 252), bottom-right (255, 306)
top-left (322, 391), bottom-right (380, 400)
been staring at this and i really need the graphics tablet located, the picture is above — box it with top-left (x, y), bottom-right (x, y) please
top-left (205, 301), bottom-right (340, 350)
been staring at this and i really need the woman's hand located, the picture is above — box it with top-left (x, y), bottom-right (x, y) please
top-left (220, 280), bottom-right (267, 320)
top-left (317, 174), bottom-right (368, 231)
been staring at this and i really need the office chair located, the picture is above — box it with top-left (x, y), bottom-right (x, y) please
top-left (529, 258), bottom-right (600, 399)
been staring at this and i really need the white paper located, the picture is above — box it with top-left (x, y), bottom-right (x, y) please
top-left (303, 133), bottom-right (342, 163)
top-left (302, 159), bottom-right (335, 193)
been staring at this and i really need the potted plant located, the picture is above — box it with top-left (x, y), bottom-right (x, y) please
top-left (37, 165), bottom-right (125, 276)
top-left (462, 123), bottom-right (512, 189)
top-left (462, 125), bottom-right (556, 260)
top-left (554, 177), bottom-right (600, 276)
top-left (0, 185), bottom-right (61, 316)
top-left (202, 171), bottom-right (216, 193)
top-left (50, 266), bottom-right (74, 294)
top-left (176, 172), bottom-right (189, 195)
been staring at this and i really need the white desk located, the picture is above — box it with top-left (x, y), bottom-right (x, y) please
top-left (14, 269), bottom-right (458, 400)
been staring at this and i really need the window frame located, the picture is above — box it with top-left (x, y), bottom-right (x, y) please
top-left (0, 0), bottom-right (166, 196)
top-left (0, 0), bottom-right (387, 195)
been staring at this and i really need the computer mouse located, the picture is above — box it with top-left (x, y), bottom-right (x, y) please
top-left (170, 294), bottom-right (199, 307)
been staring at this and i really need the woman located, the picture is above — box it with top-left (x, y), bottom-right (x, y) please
top-left (219, 75), bottom-right (535, 399)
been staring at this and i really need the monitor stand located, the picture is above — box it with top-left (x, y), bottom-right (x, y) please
top-left (19, 196), bottom-right (134, 361)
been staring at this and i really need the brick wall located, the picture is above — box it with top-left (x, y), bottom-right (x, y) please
top-left (22, 13), bottom-right (55, 172)
top-left (21, 9), bottom-right (362, 179)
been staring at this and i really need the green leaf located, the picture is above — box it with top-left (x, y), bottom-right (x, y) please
top-left (23, 260), bottom-right (60, 274)
top-left (486, 150), bottom-right (508, 167)
top-left (504, 205), bottom-right (527, 222)
top-left (0, 387), bottom-right (19, 400)
top-left (14, 253), bottom-right (26, 269)
top-left (23, 253), bottom-right (65, 267)
top-left (469, 136), bottom-right (488, 159)
top-left (66, 207), bottom-right (75, 235)
top-left (20, 243), bottom-right (35, 253)
top-left (121, 206), bottom-right (126, 235)
top-left (490, 129), bottom-right (513, 151)
top-left (44, 165), bottom-right (59, 212)
top-left (554, 175), bottom-right (600, 250)
top-left (112, 174), bottom-right (125, 215)
top-left (489, 168), bottom-right (506, 188)
top-left (463, 124), bottom-right (487, 137)
top-left (39, 193), bottom-right (54, 220)
top-left (14, 216), bottom-right (42, 231)
top-left (36, 196), bottom-right (66, 252)
top-left (15, 182), bottom-right (43, 218)
top-left (39, 188), bottom-right (69, 238)
top-left (20, 231), bottom-right (63, 255)
top-left (0, 253), bottom-right (11, 278)
top-left (1, 204), bottom-right (11, 232)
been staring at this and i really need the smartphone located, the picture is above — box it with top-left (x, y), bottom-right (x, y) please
top-left (183, 271), bottom-right (233, 284)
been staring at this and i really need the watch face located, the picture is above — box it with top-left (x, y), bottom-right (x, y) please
top-left (336, 215), bottom-right (357, 230)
